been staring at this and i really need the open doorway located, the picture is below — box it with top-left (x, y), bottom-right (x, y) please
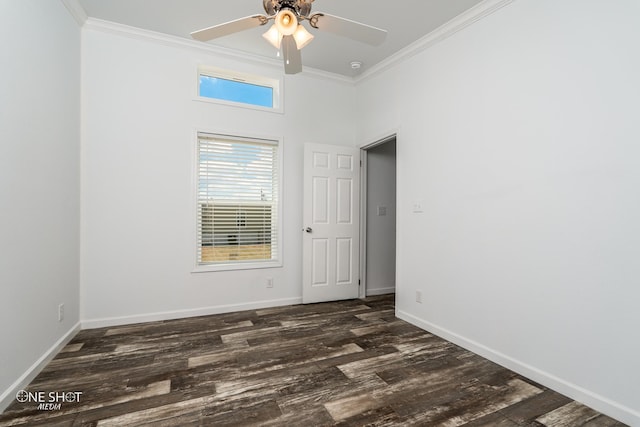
top-left (360, 135), bottom-right (397, 298)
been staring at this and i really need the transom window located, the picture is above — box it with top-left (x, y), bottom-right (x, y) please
top-left (197, 66), bottom-right (281, 111)
top-left (196, 132), bottom-right (281, 270)
top-left (199, 75), bottom-right (273, 108)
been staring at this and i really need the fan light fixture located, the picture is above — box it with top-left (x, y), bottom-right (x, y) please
top-left (263, 8), bottom-right (314, 50)
top-left (262, 24), bottom-right (283, 49)
top-left (292, 24), bottom-right (314, 49)
top-left (275, 9), bottom-right (297, 35)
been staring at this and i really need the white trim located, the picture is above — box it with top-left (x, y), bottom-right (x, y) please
top-left (366, 287), bottom-right (396, 297)
top-left (61, 0), bottom-right (87, 27)
top-left (192, 261), bottom-right (283, 273)
top-left (82, 18), bottom-right (354, 86)
top-left (194, 97), bottom-right (283, 115)
top-left (397, 310), bottom-right (640, 426)
top-left (359, 132), bottom-right (399, 300)
top-left (360, 133), bottom-right (399, 151)
top-left (355, 0), bottom-right (515, 84)
top-left (358, 149), bottom-right (368, 299)
top-left (82, 297), bottom-right (302, 330)
top-left (0, 323), bottom-right (81, 413)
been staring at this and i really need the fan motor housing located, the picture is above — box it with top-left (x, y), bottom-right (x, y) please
top-left (263, 0), bottom-right (313, 18)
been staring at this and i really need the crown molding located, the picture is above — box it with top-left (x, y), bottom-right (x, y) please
top-left (61, 0), bottom-right (88, 27)
top-left (82, 18), bottom-right (354, 86)
top-left (355, 0), bottom-right (515, 85)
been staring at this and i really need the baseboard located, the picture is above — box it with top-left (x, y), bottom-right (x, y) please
top-left (0, 322), bottom-right (81, 413)
top-left (366, 287), bottom-right (396, 297)
top-left (397, 310), bottom-right (639, 426)
top-left (82, 297), bottom-right (303, 329)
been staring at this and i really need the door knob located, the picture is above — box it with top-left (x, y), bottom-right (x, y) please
top-left (305, 227), bottom-right (313, 233)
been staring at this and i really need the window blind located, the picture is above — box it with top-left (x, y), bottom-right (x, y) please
top-left (197, 133), bottom-right (279, 265)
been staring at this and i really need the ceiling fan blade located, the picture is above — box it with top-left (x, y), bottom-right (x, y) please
top-left (309, 13), bottom-right (387, 46)
top-left (191, 15), bottom-right (268, 42)
top-left (282, 36), bottom-right (302, 74)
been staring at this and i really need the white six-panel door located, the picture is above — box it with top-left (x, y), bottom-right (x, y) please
top-left (303, 143), bottom-right (360, 303)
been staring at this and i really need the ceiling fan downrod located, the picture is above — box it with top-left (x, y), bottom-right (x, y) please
top-left (263, 0), bottom-right (314, 19)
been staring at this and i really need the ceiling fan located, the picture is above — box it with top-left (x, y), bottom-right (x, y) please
top-left (191, 0), bottom-right (387, 74)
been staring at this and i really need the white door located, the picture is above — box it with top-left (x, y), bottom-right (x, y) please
top-left (303, 143), bottom-right (360, 303)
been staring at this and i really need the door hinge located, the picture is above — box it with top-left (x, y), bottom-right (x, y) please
top-left (358, 279), bottom-right (361, 286)
top-left (360, 160), bottom-right (362, 167)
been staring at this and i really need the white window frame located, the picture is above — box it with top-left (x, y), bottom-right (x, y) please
top-left (195, 65), bottom-right (283, 114)
top-left (192, 130), bottom-right (284, 273)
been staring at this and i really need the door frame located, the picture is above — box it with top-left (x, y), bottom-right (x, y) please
top-left (358, 133), bottom-right (398, 299)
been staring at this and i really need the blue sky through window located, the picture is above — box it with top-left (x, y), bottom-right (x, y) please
top-left (199, 76), bottom-right (273, 108)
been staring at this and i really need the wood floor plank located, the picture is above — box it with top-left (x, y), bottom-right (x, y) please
top-left (324, 393), bottom-right (383, 421)
top-left (0, 294), bottom-right (626, 426)
top-left (536, 401), bottom-right (606, 426)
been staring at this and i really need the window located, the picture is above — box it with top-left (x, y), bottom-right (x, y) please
top-left (200, 75), bottom-right (273, 108)
top-left (197, 66), bottom-right (281, 111)
top-left (196, 132), bottom-right (281, 270)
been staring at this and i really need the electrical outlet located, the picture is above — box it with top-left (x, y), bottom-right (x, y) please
top-left (415, 291), bottom-right (422, 304)
top-left (58, 304), bottom-right (64, 322)
top-left (266, 278), bottom-right (274, 288)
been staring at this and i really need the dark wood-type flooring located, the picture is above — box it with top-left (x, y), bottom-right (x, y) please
top-left (0, 295), bottom-right (626, 426)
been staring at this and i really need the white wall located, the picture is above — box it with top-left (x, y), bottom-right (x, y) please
top-left (366, 140), bottom-right (396, 296)
top-left (0, 1), bottom-right (81, 411)
top-left (80, 25), bottom-right (357, 326)
top-left (356, 0), bottom-right (640, 424)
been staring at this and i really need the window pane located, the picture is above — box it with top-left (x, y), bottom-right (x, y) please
top-left (197, 133), bottom-right (279, 266)
top-left (199, 75), bottom-right (273, 108)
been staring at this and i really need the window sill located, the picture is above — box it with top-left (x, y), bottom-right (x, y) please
top-left (191, 260), bottom-right (283, 273)
top-left (194, 96), bottom-right (284, 115)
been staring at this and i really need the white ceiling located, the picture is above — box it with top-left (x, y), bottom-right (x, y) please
top-left (77, 0), bottom-right (485, 77)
